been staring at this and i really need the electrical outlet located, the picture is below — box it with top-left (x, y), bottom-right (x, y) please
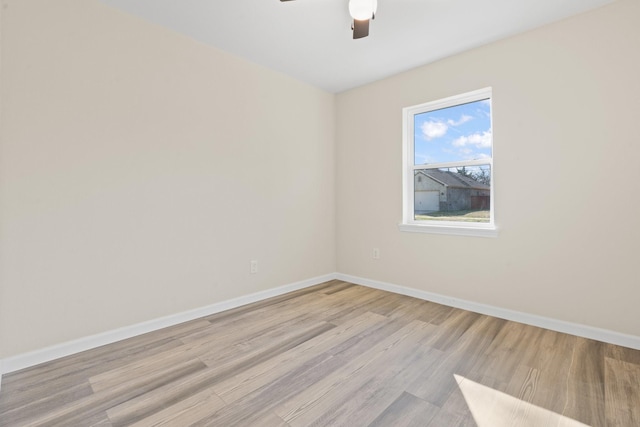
top-left (373, 248), bottom-right (380, 259)
top-left (250, 260), bottom-right (258, 274)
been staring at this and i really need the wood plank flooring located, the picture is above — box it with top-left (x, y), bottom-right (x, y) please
top-left (1, 280), bottom-right (639, 426)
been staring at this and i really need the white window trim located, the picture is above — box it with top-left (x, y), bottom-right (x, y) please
top-left (400, 87), bottom-right (498, 238)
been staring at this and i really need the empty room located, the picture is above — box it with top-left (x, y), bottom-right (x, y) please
top-left (1, 0), bottom-right (639, 426)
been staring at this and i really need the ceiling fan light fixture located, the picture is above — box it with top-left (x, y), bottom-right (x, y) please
top-left (348, 0), bottom-right (377, 20)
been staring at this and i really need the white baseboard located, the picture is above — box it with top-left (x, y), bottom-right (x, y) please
top-left (3, 271), bottom-right (639, 380)
top-left (0, 273), bottom-right (337, 376)
top-left (336, 273), bottom-right (640, 351)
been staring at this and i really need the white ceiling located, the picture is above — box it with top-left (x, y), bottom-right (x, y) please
top-left (98, 0), bottom-right (615, 93)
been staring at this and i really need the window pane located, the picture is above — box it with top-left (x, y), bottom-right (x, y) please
top-left (414, 99), bottom-right (491, 165)
top-left (414, 165), bottom-right (491, 223)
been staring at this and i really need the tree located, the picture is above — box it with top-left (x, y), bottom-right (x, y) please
top-left (471, 168), bottom-right (491, 185)
top-left (456, 166), bottom-right (472, 178)
top-left (456, 166), bottom-right (491, 185)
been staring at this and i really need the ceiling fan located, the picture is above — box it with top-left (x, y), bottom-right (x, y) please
top-left (280, 0), bottom-right (378, 39)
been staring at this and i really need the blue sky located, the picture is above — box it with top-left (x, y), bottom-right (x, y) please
top-left (414, 99), bottom-right (491, 165)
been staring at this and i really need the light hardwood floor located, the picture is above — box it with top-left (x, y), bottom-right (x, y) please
top-left (1, 280), bottom-right (639, 426)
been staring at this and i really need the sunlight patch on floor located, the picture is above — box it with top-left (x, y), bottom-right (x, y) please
top-left (454, 374), bottom-right (590, 427)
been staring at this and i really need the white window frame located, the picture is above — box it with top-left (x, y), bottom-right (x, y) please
top-left (399, 87), bottom-right (497, 237)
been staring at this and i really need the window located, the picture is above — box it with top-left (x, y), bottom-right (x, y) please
top-left (400, 88), bottom-right (496, 237)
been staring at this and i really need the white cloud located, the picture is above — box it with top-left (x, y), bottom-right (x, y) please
top-left (421, 120), bottom-right (448, 140)
top-left (458, 150), bottom-right (491, 161)
top-left (415, 153), bottom-right (436, 164)
top-left (447, 114), bottom-right (473, 127)
top-left (452, 129), bottom-right (492, 148)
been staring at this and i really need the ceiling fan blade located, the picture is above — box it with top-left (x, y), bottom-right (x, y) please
top-left (353, 19), bottom-right (370, 39)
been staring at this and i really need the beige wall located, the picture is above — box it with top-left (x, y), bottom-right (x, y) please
top-left (1, 0), bottom-right (639, 362)
top-left (0, 0), bottom-right (335, 358)
top-left (336, 0), bottom-right (640, 337)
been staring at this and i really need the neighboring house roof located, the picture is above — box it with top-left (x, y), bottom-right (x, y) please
top-left (417, 169), bottom-right (490, 191)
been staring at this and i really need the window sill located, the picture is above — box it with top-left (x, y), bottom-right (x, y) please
top-left (398, 222), bottom-right (498, 238)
